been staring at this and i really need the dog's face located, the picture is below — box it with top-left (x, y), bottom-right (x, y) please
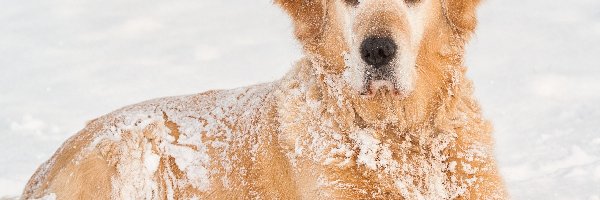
top-left (340, 0), bottom-right (436, 98)
top-left (277, 0), bottom-right (479, 122)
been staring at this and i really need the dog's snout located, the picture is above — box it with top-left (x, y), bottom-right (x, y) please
top-left (360, 37), bottom-right (397, 68)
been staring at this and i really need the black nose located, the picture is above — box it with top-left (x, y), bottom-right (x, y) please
top-left (360, 37), bottom-right (397, 67)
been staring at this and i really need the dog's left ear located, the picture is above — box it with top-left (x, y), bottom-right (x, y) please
top-left (275, 0), bottom-right (347, 72)
top-left (274, 0), bottom-right (326, 42)
top-left (443, 0), bottom-right (481, 37)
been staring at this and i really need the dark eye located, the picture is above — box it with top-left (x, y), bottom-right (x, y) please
top-left (345, 0), bottom-right (359, 6)
top-left (405, 0), bottom-right (421, 5)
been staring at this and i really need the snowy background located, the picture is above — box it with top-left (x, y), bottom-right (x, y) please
top-left (1, 0), bottom-right (599, 199)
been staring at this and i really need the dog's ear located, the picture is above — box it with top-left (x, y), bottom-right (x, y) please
top-left (274, 0), bottom-right (326, 42)
top-left (275, 0), bottom-right (347, 72)
top-left (443, 0), bottom-right (481, 36)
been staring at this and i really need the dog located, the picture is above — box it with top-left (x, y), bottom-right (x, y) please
top-left (22, 0), bottom-right (507, 199)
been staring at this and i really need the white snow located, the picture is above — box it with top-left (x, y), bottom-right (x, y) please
top-left (143, 143), bottom-right (160, 174)
top-left (350, 130), bottom-right (381, 170)
top-left (348, 129), bottom-right (399, 171)
top-left (35, 193), bottom-right (56, 200)
top-left (1, 0), bottom-right (599, 199)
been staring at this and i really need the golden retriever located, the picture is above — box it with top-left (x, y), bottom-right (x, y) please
top-left (22, 0), bottom-right (507, 199)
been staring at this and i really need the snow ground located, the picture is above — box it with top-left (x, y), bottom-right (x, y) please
top-left (1, 0), bottom-right (599, 199)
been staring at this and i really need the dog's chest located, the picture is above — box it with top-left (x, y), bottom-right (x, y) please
top-left (279, 121), bottom-right (460, 199)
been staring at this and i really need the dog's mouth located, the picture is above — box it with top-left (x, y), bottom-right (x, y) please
top-left (360, 67), bottom-right (404, 98)
top-left (361, 79), bottom-right (401, 97)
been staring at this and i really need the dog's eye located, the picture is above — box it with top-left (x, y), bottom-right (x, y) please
top-left (345, 0), bottom-right (359, 6)
top-left (404, 0), bottom-right (421, 5)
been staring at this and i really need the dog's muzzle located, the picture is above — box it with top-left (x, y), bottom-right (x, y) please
top-left (359, 36), bottom-right (401, 97)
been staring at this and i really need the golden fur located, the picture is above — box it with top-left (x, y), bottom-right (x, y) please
top-left (23, 0), bottom-right (507, 199)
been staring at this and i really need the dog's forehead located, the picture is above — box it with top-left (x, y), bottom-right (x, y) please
top-left (340, 0), bottom-right (436, 17)
top-left (340, 0), bottom-right (437, 24)
top-left (341, 0), bottom-right (430, 7)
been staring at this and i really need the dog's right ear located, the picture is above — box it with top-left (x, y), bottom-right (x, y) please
top-left (275, 0), bottom-right (348, 72)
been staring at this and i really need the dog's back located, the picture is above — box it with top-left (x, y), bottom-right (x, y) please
top-left (21, 83), bottom-right (300, 199)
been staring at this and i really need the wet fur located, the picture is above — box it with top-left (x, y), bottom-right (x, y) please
top-left (22, 0), bottom-right (507, 199)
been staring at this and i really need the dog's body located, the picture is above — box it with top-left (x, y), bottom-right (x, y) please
top-left (23, 0), bottom-right (507, 199)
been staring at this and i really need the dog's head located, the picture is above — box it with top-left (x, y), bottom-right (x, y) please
top-left (277, 0), bottom-right (480, 123)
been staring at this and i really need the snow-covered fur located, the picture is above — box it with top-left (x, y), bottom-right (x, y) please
top-left (22, 0), bottom-right (507, 199)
